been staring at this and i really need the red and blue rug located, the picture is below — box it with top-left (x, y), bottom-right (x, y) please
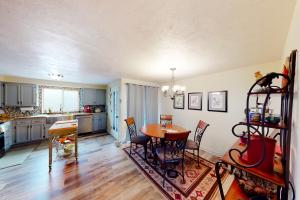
top-left (123, 146), bottom-right (226, 200)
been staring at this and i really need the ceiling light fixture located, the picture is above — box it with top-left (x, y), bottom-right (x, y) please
top-left (48, 72), bottom-right (64, 80)
top-left (161, 68), bottom-right (185, 100)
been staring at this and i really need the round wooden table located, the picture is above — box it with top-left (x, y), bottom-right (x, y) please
top-left (140, 124), bottom-right (187, 138)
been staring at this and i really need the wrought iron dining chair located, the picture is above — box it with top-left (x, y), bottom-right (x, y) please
top-left (185, 120), bottom-right (209, 166)
top-left (124, 117), bottom-right (150, 160)
top-left (160, 115), bottom-right (173, 127)
top-left (155, 131), bottom-right (191, 187)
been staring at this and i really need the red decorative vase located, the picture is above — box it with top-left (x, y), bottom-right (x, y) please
top-left (240, 135), bottom-right (276, 172)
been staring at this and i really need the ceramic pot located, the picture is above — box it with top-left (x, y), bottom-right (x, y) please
top-left (240, 135), bottom-right (276, 172)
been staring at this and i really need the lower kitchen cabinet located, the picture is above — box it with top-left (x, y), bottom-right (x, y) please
top-left (92, 113), bottom-right (107, 132)
top-left (31, 124), bottom-right (44, 141)
top-left (15, 124), bottom-right (31, 143)
top-left (14, 118), bottom-right (47, 144)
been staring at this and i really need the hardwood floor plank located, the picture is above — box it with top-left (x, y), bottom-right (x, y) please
top-left (0, 134), bottom-right (218, 200)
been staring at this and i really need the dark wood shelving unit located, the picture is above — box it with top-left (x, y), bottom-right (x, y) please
top-left (215, 50), bottom-right (297, 200)
top-left (248, 89), bottom-right (287, 95)
top-left (221, 140), bottom-right (285, 187)
top-left (239, 121), bottom-right (287, 130)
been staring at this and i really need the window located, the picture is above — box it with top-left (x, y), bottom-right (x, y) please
top-left (42, 88), bottom-right (79, 113)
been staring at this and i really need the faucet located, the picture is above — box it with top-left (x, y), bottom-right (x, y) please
top-left (60, 104), bottom-right (63, 113)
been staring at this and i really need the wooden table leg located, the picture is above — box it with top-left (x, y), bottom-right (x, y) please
top-left (49, 136), bottom-right (52, 171)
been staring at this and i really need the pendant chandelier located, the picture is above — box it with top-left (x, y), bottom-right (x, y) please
top-left (161, 68), bottom-right (186, 100)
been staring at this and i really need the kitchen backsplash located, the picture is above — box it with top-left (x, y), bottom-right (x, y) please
top-left (3, 106), bottom-right (41, 117)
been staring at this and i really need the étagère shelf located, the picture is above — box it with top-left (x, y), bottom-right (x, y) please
top-left (215, 49), bottom-right (297, 200)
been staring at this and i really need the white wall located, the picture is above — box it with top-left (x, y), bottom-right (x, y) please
top-left (282, 0), bottom-right (300, 195)
top-left (160, 61), bottom-right (281, 156)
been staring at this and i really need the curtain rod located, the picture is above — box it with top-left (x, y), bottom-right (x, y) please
top-left (126, 83), bottom-right (159, 88)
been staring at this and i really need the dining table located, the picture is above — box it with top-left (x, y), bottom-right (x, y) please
top-left (140, 123), bottom-right (189, 177)
top-left (140, 123), bottom-right (187, 138)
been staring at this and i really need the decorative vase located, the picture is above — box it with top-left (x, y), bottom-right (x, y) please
top-left (240, 135), bottom-right (276, 172)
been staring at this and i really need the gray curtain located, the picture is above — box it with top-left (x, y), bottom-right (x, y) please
top-left (127, 84), bottom-right (159, 140)
top-left (127, 84), bottom-right (146, 136)
top-left (145, 86), bottom-right (158, 124)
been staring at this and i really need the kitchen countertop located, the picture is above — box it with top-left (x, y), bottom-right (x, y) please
top-left (0, 112), bottom-right (106, 123)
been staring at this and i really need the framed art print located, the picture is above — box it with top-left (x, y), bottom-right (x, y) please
top-left (173, 94), bottom-right (185, 109)
top-left (208, 91), bottom-right (228, 112)
top-left (188, 92), bottom-right (202, 110)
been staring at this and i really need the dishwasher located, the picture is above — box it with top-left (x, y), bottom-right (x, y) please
top-left (75, 114), bottom-right (93, 134)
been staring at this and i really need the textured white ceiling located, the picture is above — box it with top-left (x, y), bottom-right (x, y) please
top-left (0, 0), bottom-right (296, 84)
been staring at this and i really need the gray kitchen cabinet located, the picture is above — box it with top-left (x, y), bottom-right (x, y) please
top-left (15, 121), bottom-right (31, 144)
top-left (0, 82), bottom-right (3, 107)
top-left (81, 88), bottom-right (96, 105)
top-left (100, 113), bottom-right (107, 130)
top-left (4, 83), bottom-right (19, 106)
top-left (92, 113), bottom-right (106, 132)
top-left (30, 118), bottom-right (46, 141)
top-left (20, 84), bottom-right (36, 106)
top-left (4, 83), bottom-right (37, 107)
top-left (31, 124), bottom-right (44, 141)
top-left (81, 88), bottom-right (106, 105)
top-left (93, 117), bottom-right (100, 131)
top-left (96, 89), bottom-right (106, 105)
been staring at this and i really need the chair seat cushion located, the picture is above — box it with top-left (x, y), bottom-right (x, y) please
top-left (131, 135), bottom-right (150, 144)
top-left (155, 147), bottom-right (183, 162)
top-left (185, 139), bottom-right (199, 150)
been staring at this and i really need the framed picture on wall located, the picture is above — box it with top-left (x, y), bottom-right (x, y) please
top-left (173, 94), bottom-right (185, 109)
top-left (188, 92), bottom-right (202, 110)
top-left (208, 91), bottom-right (228, 112)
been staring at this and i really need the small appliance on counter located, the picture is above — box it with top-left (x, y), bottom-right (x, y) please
top-left (94, 108), bottom-right (102, 113)
top-left (83, 105), bottom-right (92, 113)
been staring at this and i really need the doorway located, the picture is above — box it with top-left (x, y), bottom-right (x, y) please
top-left (111, 87), bottom-right (120, 139)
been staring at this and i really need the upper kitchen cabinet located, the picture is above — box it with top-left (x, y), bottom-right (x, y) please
top-left (4, 83), bottom-right (37, 107)
top-left (20, 84), bottom-right (37, 106)
top-left (4, 83), bottom-right (19, 106)
top-left (96, 89), bottom-right (106, 105)
top-left (81, 88), bottom-right (106, 105)
top-left (0, 82), bottom-right (3, 106)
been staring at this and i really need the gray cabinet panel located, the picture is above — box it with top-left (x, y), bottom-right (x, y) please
top-left (5, 83), bottom-right (19, 106)
top-left (15, 125), bottom-right (30, 143)
top-left (81, 89), bottom-right (95, 105)
top-left (20, 84), bottom-right (36, 106)
top-left (81, 88), bottom-right (106, 106)
top-left (4, 83), bottom-right (37, 107)
top-left (93, 118), bottom-right (100, 131)
top-left (96, 89), bottom-right (106, 105)
top-left (0, 82), bottom-right (3, 107)
top-left (31, 124), bottom-right (44, 141)
top-left (92, 113), bottom-right (106, 131)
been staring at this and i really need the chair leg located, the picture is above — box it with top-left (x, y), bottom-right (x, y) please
top-left (182, 159), bottom-right (185, 184)
top-left (197, 149), bottom-right (200, 167)
top-left (144, 144), bottom-right (147, 161)
top-left (130, 142), bottom-right (132, 154)
top-left (163, 164), bottom-right (166, 187)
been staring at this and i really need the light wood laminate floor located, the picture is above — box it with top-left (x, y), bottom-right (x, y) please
top-left (0, 134), bottom-right (219, 200)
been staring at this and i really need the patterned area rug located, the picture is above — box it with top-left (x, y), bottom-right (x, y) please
top-left (124, 146), bottom-right (226, 200)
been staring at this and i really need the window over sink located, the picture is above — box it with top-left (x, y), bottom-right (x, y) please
top-left (42, 88), bottom-right (79, 113)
